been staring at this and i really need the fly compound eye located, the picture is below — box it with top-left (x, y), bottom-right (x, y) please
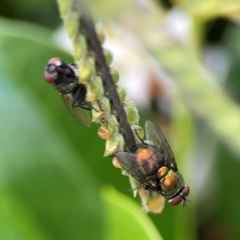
top-left (44, 57), bottom-right (63, 84)
top-left (44, 70), bottom-right (56, 84)
top-left (183, 185), bottom-right (190, 197)
top-left (47, 57), bottom-right (61, 65)
top-left (168, 195), bottom-right (182, 206)
top-left (168, 185), bottom-right (190, 206)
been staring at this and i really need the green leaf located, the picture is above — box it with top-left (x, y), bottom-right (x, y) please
top-left (0, 17), bottom-right (105, 240)
top-left (0, 16), bottom-right (164, 240)
top-left (0, 189), bottom-right (50, 240)
top-left (101, 187), bottom-right (163, 240)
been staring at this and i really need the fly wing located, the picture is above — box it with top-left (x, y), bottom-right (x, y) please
top-left (60, 93), bottom-right (91, 127)
top-left (115, 152), bottom-right (158, 190)
top-left (145, 120), bottom-right (178, 170)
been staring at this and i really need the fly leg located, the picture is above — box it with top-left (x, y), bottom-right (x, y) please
top-left (72, 85), bottom-right (103, 112)
top-left (135, 129), bottom-right (148, 146)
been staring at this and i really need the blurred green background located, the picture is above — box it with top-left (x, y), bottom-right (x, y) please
top-left (1, 0), bottom-right (240, 239)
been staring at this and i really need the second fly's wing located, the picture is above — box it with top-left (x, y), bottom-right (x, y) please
top-left (145, 120), bottom-right (178, 170)
top-left (61, 93), bottom-right (91, 127)
top-left (116, 151), bottom-right (158, 191)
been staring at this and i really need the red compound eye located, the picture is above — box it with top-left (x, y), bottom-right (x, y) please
top-left (182, 185), bottom-right (190, 197)
top-left (168, 195), bottom-right (182, 206)
top-left (44, 70), bottom-right (56, 84)
top-left (168, 185), bottom-right (190, 206)
top-left (47, 57), bottom-right (61, 64)
top-left (44, 57), bottom-right (63, 84)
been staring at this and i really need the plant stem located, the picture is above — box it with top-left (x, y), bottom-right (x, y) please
top-left (80, 12), bottom-right (138, 153)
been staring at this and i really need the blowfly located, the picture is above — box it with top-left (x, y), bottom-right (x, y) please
top-left (44, 58), bottom-right (91, 127)
top-left (116, 120), bottom-right (190, 206)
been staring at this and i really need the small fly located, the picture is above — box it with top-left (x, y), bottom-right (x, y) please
top-left (116, 120), bottom-right (190, 206)
top-left (44, 58), bottom-right (91, 127)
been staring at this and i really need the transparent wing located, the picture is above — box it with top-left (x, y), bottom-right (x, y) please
top-left (116, 152), bottom-right (158, 190)
top-left (145, 120), bottom-right (177, 170)
top-left (61, 93), bottom-right (91, 127)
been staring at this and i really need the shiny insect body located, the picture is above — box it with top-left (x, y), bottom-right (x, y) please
top-left (116, 120), bottom-right (190, 205)
top-left (44, 58), bottom-right (91, 127)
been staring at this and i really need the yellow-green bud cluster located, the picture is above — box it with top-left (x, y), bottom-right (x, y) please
top-left (56, 0), bottom-right (162, 213)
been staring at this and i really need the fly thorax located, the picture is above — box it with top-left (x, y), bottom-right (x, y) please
top-left (136, 148), bottom-right (153, 163)
top-left (56, 81), bottom-right (78, 94)
top-left (158, 170), bottom-right (184, 197)
top-left (157, 166), bottom-right (169, 179)
top-left (136, 148), bottom-right (158, 175)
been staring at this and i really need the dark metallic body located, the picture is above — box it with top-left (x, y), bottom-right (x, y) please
top-left (116, 120), bottom-right (189, 205)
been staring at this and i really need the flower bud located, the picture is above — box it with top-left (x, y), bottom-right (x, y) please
top-left (86, 77), bottom-right (104, 102)
top-left (104, 133), bottom-right (125, 157)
